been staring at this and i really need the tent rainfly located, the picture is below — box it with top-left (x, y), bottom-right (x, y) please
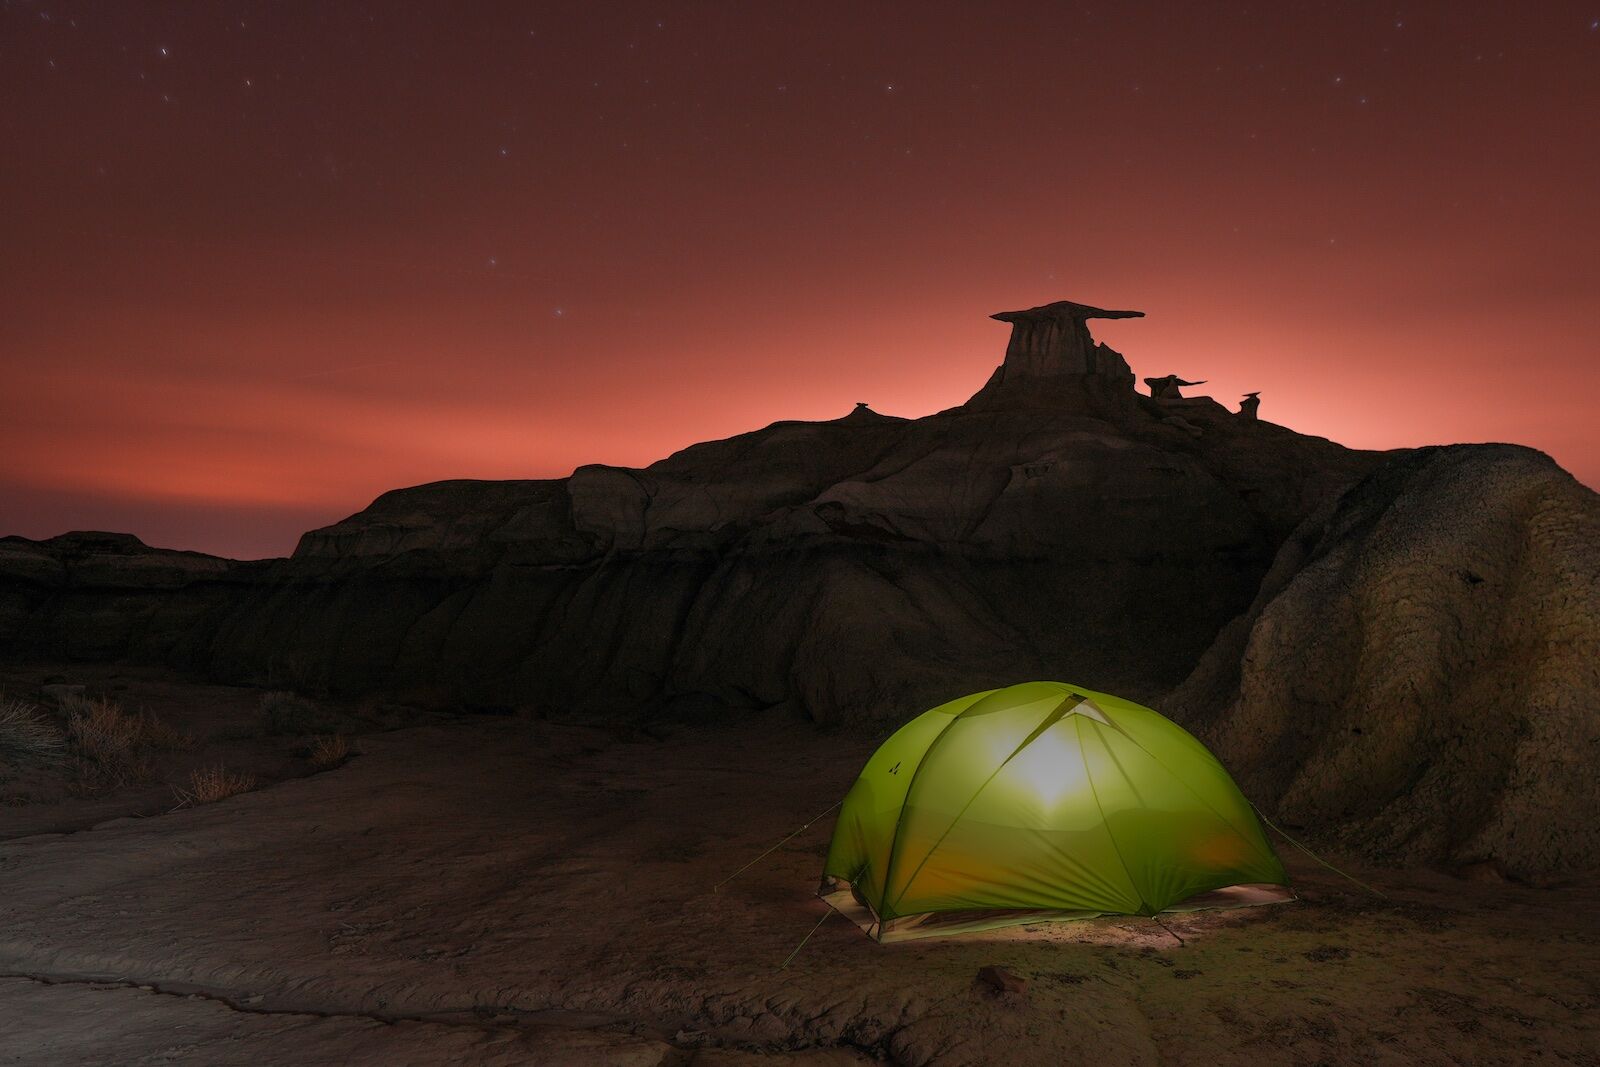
top-left (820, 681), bottom-right (1292, 941)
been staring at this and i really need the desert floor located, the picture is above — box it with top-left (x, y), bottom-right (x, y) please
top-left (0, 666), bottom-right (1595, 1066)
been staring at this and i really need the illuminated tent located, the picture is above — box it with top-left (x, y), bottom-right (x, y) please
top-left (820, 681), bottom-right (1291, 941)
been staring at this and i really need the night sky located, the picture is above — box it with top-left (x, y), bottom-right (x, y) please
top-left (4, 2), bottom-right (1598, 559)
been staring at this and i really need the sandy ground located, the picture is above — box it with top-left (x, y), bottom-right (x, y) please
top-left (0, 668), bottom-right (1595, 1065)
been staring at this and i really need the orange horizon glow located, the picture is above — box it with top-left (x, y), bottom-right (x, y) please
top-left (3, 4), bottom-right (1597, 559)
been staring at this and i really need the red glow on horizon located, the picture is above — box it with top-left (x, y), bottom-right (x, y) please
top-left (2, 4), bottom-right (1596, 559)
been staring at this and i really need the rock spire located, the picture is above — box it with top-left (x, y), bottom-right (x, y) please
top-left (965, 299), bottom-right (1144, 411)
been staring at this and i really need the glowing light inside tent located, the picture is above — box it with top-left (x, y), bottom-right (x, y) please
top-left (1004, 722), bottom-right (1090, 810)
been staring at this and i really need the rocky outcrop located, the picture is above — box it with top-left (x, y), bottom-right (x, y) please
top-left (966, 300), bottom-right (1143, 413)
top-left (133, 395), bottom-right (1351, 719)
top-left (0, 292), bottom-right (1374, 720)
top-left (0, 532), bottom-right (243, 661)
top-left (1168, 445), bottom-right (1600, 879)
top-left (6, 300), bottom-right (1595, 879)
top-left (293, 480), bottom-right (579, 561)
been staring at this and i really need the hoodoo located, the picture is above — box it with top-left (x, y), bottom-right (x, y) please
top-left (966, 299), bottom-right (1144, 413)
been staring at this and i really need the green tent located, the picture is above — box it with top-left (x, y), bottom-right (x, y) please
top-left (820, 681), bottom-right (1291, 941)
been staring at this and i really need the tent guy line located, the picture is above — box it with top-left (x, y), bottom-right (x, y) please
top-left (712, 799), bottom-right (843, 894)
top-left (1249, 802), bottom-right (1389, 900)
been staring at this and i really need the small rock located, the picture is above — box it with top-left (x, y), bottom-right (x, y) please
top-left (976, 964), bottom-right (1027, 995)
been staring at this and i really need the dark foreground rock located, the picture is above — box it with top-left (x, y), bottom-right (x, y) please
top-left (1169, 445), bottom-right (1600, 879)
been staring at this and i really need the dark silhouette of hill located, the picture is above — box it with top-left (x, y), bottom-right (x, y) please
top-left (4, 301), bottom-right (1595, 877)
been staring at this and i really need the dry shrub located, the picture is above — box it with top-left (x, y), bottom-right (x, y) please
top-left (67, 696), bottom-right (153, 786)
top-left (173, 764), bottom-right (257, 807)
top-left (309, 734), bottom-right (351, 768)
top-left (0, 698), bottom-right (66, 768)
top-left (64, 695), bottom-right (189, 790)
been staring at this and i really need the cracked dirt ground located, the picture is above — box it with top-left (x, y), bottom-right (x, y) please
top-left (1, 705), bottom-right (1596, 1065)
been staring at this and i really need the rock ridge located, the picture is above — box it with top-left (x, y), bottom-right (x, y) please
top-left (4, 302), bottom-right (1594, 878)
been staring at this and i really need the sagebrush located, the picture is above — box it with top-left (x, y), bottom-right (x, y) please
top-left (309, 734), bottom-right (351, 768)
top-left (64, 695), bottom-right (189, 790)
top-left (0, 698), bottom-right (67, 768)
top-left (173, 764), bottom-right (257, 807)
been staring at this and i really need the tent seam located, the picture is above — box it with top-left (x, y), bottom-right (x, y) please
top-left (875, 712), bottom-right (968, 925)
top-left (1077, 715), bottom-right (1151, 914)
top-left (1092, 718), bottom-right (1283, 872)
top-left (884, 694), bottom-right (1082, 914)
